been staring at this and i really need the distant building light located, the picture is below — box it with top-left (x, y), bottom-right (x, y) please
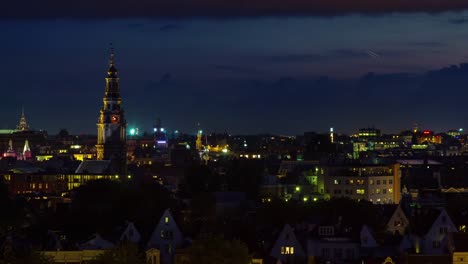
top-left (157, 140), bottom-right (167, 144)
top-left (153, 128), bottom-right (157, 132)
top-left (129, 128), bottom-right (136, 135)
top-left (222, 148), bottom-right (228, 153)
top-left (161, 128), bottom-right (165, 132)
top-left (460, 128), bottom-right (464, 132)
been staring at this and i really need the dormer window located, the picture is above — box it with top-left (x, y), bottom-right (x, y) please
top-left (165, 217), bottom-right (169, 224)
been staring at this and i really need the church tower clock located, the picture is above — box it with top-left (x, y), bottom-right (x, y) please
top-left (96, 48), bottom-right (127, 173)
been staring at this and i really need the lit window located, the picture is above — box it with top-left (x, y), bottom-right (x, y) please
top-left (376, 189), bottom-right (381, 194)
top-left (388, 188), bottom-right (393, 194)
top-left (369, 180), bottom-right (374, 185)
top-left (334, 180), bottom-right (339, 185)
top-left (356, 189), bottom-right (365, 195)
top-left (281, 247), bottom-right (294, 255)
top-left (165, 217), bottom-right (169, 223)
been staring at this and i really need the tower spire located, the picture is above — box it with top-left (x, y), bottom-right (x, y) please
top-left (96, 48), bottom-right (127, 174)
top-left (17, 107), bottom-right (29, 131)
top-left (107, 43), bottom-right (118, 78)
top-left (109, 43), bottom-right (115, 67)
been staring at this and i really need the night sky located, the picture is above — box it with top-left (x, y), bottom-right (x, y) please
top-left (3, 3), bottom-right (468, 135)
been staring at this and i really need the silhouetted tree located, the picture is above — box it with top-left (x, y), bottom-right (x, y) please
top-left (66, 179), bottom-right (174, 241)
top-left (226, 159), bottom-right (264, 199)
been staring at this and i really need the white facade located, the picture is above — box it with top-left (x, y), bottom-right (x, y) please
top-left (324, 165), bottom-right (400, 204)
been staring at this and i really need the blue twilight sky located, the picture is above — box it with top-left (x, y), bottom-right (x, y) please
top-left (2, 12), bottom-right (468, 135)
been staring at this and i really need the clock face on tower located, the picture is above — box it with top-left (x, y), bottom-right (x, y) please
top-left (111, 115), bottom-right (120, 124)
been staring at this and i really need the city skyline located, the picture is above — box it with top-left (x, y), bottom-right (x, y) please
top-left (3, 12), bottom-right (468, 134)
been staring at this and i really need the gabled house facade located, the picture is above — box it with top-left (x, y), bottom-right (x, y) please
top-left (421, 209), bottom-right (458, 255)
top-left (270, 224), bottom-right (306, 264)
top-left (120, 222), bottom-right (141, 244)
top-left (147, 209), bottom-right (184, 264)
top-left (386, 204), bottom-right (409, 235)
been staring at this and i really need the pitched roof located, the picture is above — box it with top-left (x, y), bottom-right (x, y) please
top-left (80, 234), bottom-right (114, 250)
top-left (75, 160), bottom-right (111, 174)
top-left (120, 222), bottom-right (141, 244)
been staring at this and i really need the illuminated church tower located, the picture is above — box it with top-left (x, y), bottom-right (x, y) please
top-left (96, 48), bottom-right (127, 173)
top-left (17, 108), bottom-right (29, 131)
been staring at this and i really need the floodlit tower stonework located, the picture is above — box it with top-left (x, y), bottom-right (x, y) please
top-left (16, 108), bottom-right (29, 131)
top-left (96, 48), bottom-right (127, 173)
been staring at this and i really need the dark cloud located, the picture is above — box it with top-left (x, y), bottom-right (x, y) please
top-left (127, 23), bottom-right (145, 29)
top-left (159, 24), bottom-right (183, 32)
top-left (448, 17), bottom-right (468, 24)
top-left (159, 72), bottom-right (172, 83)
top-left (264, 54), bottom-right (325, 63)
top-left (409, 41), bottom-right (446, 48)
top-left (333, 49), bottom-right (372, 59)
top-left (3, 1), bottom-right (468, 18)
top-left (213, 65), bottom-right (263, 74)
top-left (263, 49), bottom-right (379, 63)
